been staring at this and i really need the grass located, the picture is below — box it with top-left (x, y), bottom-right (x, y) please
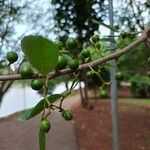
top-left (118, 98), bottom-right (150, 106)
top-left (91, 97), bottom-right (150, 107)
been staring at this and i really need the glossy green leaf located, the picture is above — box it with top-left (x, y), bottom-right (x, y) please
top-left (39, 128), bottom-right (45, 150)
top-left (92, 19), bottom-right (119, 32)
top-left (19, 94), bottom-right (62, 121)
top-left (21, 35), bottom-right (59, 75)
top-left (18, 108), bottom-right (33, 121)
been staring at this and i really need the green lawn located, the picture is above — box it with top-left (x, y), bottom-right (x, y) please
top-left (118, 98), bottom-right (150, 106)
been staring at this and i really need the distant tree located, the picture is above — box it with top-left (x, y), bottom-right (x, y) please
top-left (0, 0), bottom-right (55, 103)
top-left (115, 0), bottom-right (150, 31)
top-left (117, 35), bottom-right (150, 97)
top-left (51, 0), bottom-right (106, 44)
top-left (117, 36), bottom-right (150, 79)
top-left (0, 0), bottom-right (25, 103)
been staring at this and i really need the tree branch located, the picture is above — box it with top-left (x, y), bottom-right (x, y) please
top-left (0, 27), bottom-right (149, 81)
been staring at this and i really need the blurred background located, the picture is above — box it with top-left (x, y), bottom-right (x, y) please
top-left (0, 0), bottom-right (150, 149)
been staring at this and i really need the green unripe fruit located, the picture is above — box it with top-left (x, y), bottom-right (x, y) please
top-left (86, 71), bottom-right (95, 78)
top-left (66, 38), bottom-right (78, 49)
top-left (115, 72), bottom-right (124, 81)
top-left (95, 42), bottom-right (101, 49)
top-left (62, 110), bottom-right (73, 121)
top-left (20, 65), bottom-right (33, 78)
top-left (6, 51), bottom-right (18, 64)
top-left (31, 79), bottom-right (44, 90)
top-left (40, 119), bottom-right (51, 133)
top-left (99, 90), bottom-right (107, 98)
top-left (91, 34), bottom-right (100, 43)
top-left (56, 56), bottom-right (67, 70)
top-left (114, 25), bottom-right (119, 30)
top-left (55, 41), bottom-right (63, 50)
top-left (80, 49), bottom-right (90, 58)
top-left (120, 32), bottom-right (128, 39)
top-left (68, 59), bottom-right (79, 70)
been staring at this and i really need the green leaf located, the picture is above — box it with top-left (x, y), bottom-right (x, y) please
top-left (21, 35), bottom-right (59, 75)
top-left (19, 94), bottom-right (62, 121)
top-left (39, 128), bottom-right (45, 150)
top-left (18, 108), bottom-right (33, 121)
top-left (92, 19), bottom-right (119, 32)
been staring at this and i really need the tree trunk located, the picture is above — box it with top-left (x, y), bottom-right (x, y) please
top-left (0, 92), bottom-right (4, 106)
top-left (83, 78), bottom-right (88, 108)
top-left (65, 81), bottom-right (69, 90)
top-left (79, 81), bottom-right (84, 105)
top-left (0, 81), bottom-right (14, 104)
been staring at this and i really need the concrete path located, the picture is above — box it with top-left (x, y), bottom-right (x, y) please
top-left (0, 94), bottom-right (81, 150)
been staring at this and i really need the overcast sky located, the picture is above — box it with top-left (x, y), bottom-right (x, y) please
top-left (14, 0), bottom-right (149, 42)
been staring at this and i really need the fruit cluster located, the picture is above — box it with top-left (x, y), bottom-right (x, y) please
top-left (40, 110), bottom-right (73, 133)
top-left (5, 35), bottom-right (127, 140)
top-left (6, 34), bottom-right (125, 101)
top-left (4, 29), bottom-right (145, 150)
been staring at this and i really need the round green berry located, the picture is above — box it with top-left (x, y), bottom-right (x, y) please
top-left (99, 90), bottom-right (107, 98)
top-left (40, 119), bottom-right (51, 133)
top-left (115, 72), bottom-right (124, 81)
top-left (6, 51), bottom-right (18, 64)
top-left (114, 25), bottom-right (119, 30)
top-left (120, 32), bottom-right (128, 39)
top-left (91, 34), bottom-right (100, 43)
top-left (95, 42), bottom-right (101, 49)
top-left (56, 56), bottom-right (67, 70)
top-left (20, 65), bottom-right (33, 78)
top-left (80, 49), bottom-right (90, 58)
top-left (31, 79), bottom-right (44, 90)
top-left (86, 71), bottom-right (95, 78)
top-left (66, 38), bottom-right (78, 49)
top-left (68, 59), bottom-right (79, 70)
top-left (62, 110), bottom-right (73, 121)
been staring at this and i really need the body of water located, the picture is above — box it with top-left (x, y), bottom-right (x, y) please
top-left (0, 86), bottom-right (42, 117)
top-left (0, 82), bottom-right (84, 118)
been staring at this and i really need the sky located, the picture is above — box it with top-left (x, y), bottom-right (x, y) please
top-left (4, 0), bottom-right (150, 58)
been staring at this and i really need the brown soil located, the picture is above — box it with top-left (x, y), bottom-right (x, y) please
top-left (73, 100), bottom-right (150, 150)
top-left (0, 93), bottom-right (149, 150)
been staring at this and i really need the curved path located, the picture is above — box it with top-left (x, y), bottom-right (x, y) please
top-left (0, 94), bottom-right (81, 150)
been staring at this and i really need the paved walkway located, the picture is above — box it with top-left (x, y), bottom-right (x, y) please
top-left (0, 94), bottom-right (81, 150)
